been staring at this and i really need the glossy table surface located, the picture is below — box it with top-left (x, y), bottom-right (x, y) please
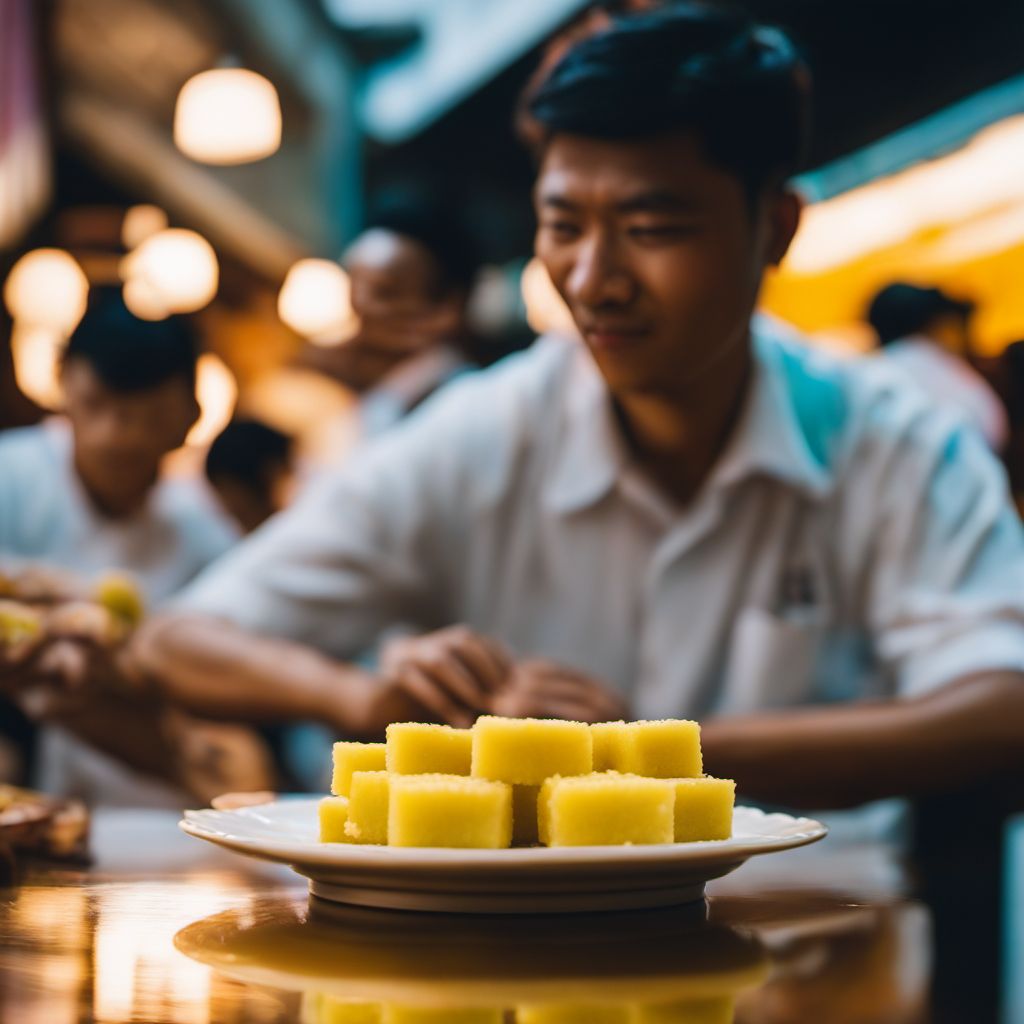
top-left (0, 807), bottom-right (1019, 1023)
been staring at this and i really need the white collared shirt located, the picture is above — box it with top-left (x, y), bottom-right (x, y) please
top-left (179, 322), bottom-right (1024, 721)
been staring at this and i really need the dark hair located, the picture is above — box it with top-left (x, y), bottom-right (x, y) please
top-left (520, 2), bottom-right (811, 197)
top-left (867, 283), bottom-right (974, 347)
top-left (205, 418), bottom-right (293, 490)
top-left (64, 289), bottom-right (199, 391)
top-left (366, 193), bottom-right (481, 293)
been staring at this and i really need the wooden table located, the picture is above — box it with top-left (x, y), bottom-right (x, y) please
top-left (0, 807), bottom-right (1018, 1023)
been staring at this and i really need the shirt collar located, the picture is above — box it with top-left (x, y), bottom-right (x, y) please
top-left (544, 324), bottom-right (839, 515)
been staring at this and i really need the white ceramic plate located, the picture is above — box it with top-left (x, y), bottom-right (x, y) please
top-left (180, 797), bottom-right (827, 913)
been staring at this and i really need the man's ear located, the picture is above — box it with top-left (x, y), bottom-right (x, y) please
top-left (765, 188), bottom-right (803, 267)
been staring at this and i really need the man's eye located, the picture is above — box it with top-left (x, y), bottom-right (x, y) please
top-left (542, 221), bottom-right (581, 239)
top-left (628, 224), bottom-right (694, 240)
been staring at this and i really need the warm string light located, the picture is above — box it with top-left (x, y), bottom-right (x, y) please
top-left (121, 228), bottom-right (219, 317)
top-left (174, 68), bottom-right (282, 166)
top-left (277, 258), bottom-right (357, 344)
top-left (3, 248), bottom-right (90, 409)
top-left (186, 353), bottom-right (238, 448)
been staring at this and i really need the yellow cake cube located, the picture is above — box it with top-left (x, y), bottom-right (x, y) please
top-left (318, 795), bottom-right (351, 843)
top-left (632, 997), bottom-right (735, 1024)
top-left (517, 1005), bottom-right (632, 1023)
top-left (382, 1009), bottom-right (503, 1024)
top-left (471, 716), bottom-right (592, 785)
top-left (672, 777), bottom-right (735, 842)
top-left (539, 773), bottom-right (675, 847)
top-left (332, 742), bottom-right (387, 797)
top-left (344, 771), bottom-right (391, 844)
top-left (590, 721), bottom-right (630, 771)
top-left (389, 774), bottom-right (512, 848)
top-left (511, 784), bottom-right (542, 846)
top-left (619, 720), bottom-right (702, 779)
top-left (386, 723), bottom-right (472, 776)
top-left (302, 993), bottom-right (382, 1024)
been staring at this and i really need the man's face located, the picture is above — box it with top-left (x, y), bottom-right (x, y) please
top-left (345, 228), bottom-right (441, 323)
top-left (331, 229), bottom-right (463, 392)
top-left (62, 360), bottom-right (198, 511)
top-left (534, 132), bottom-right (797, 395)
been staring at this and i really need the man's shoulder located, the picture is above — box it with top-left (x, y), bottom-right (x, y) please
top-left (762, 321), bottom-right (971, 482)
top-left (0, 421), bottom-right (65, 488)
top-left (0, 421), bottom-right (59, 461)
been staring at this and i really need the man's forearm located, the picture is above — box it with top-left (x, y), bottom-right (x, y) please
top-left (125, 613), bottom-right (379, 736)
top-left (701, 672), bottom-right (1024, 809)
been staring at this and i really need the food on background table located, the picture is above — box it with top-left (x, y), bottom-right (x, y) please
top-left (0, 569), bottom-right (144, 657)
top-left (320, 718), bottom-right (735, 850)
top-left (94, 571), bottom-right (145, 627)
top-left (0, 785), bottom-right (90, 874)
top-left (0, 600), bottom-right (44, 656)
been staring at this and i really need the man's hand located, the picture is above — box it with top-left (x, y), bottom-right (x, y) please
top-left (492, 659), bottom-right (628, 723)
top-left (378, 626), bottom-right (511, 727)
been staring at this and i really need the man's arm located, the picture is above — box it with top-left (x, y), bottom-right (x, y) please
top-left (123, 612), bottom-right (412, 738)
top-left (701, 670), bottom-right (1024, 809)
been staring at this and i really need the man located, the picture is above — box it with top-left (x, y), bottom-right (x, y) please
top-left (868, 282), bottom-right (1008, 451)
top-left (205, 418), bottom-right (295, 535)
top-left (30, 5), bottom-right (1024, 813)
top-left (0, 291), bottom-right (244, 803)
top-left (305, 196), bottom-right (479, 457)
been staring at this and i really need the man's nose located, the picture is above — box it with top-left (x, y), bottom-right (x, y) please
top-left (565, 233), bottom-right (635, 308)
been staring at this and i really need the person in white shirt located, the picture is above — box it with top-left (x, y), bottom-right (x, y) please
top-left (18, 5), bottom-right (1024, 813)
top-left (304, 196), bottom-right (478, 460)
top-left (0, 292), bottom-right (239, 804)
top-left (868, 282), bottom-right (1008, 451)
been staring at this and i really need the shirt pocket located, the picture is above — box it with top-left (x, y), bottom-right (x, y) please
top-left (717, 605), bottom-right (827, 714)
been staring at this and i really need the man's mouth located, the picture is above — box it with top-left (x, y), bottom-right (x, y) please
top-left (581, 323), bottom-right (651, 351)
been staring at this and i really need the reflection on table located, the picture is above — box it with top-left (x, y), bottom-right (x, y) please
top-left (0, 808), bottom-right (1015, 1022)
top-left (177, 896), bottom-right (766, 1022)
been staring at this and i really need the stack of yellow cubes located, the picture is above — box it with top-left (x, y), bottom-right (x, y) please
top-left (318, 718), bottom-right (735, 850)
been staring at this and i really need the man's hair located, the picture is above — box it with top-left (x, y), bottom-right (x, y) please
top-left (205, 418), bottom-right (292, 491)
top-left (867, 283), bottom-right (974, 347)
top-left (64, 289), bottom-right (199, 391)
top-left (366, 193), bottom-right (481, 293)
top-left (520, 1), bottom-right (811, 197)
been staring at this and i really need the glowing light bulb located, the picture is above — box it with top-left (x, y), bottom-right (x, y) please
top-left (277, 258), bottom-right (356, 344)
top-left (124, 228), bottom-right (218, 314)
top-left (174, 68), bottom-right (282, 165)
top-left (3, 248), bottom-right (88, 334)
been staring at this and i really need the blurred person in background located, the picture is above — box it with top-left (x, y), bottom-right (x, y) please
top-left (0, 290), bottom-right (272, 805)
top-left (13, 4), bottom-right (1024, 825)
top-left (868, 282), bottom-right (1008, 451)
top-left (304, 196), bottom-right (480, 456)
top-left (205, 418), bottom-right (295, 535)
